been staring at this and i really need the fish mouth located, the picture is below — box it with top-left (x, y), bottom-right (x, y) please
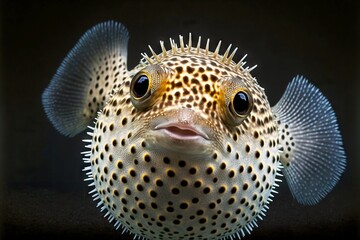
top-left (148, 108), bottom-right (214, 154)
top-left (154, 123), bottom-right (210, 141)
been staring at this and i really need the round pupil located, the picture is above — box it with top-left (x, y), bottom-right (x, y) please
top-left (133, 75), bottom-right (149, 98)
top-left (233, 91), bottom-right (249, 115)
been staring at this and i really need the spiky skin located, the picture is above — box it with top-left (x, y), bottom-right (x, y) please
top-left (83, 37), bottom-right (282, 240)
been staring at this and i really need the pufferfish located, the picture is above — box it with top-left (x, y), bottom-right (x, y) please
top-left (42, 21), bottom-right (346, 240)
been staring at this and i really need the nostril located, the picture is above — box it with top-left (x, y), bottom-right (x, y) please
top-left (178, 108), bottom-right (195, 125)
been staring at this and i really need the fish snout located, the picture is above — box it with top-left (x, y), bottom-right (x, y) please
top-left (148, 108), bottom-right (214, 153)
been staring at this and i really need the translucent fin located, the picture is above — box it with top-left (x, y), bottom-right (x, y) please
top-left (42, 21), bottom-right (129, 137)
top-left (272, 76), bottom-right (346, 205)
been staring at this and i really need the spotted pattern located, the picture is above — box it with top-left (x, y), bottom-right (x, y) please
top-left (83, 53), bottom-right (127, 119)
top-left (277, 120), bottom-right (295, 167)
top-left (86, 41), bottom-right (281, 240)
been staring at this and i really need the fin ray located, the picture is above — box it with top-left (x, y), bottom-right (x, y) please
top-left (272, 76), bottom-right (346, 205)
top-left (42, 21), bottom-right (129, 136)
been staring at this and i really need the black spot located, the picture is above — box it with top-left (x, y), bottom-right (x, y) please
top-left (259, 163), bottom-right (264, 170)
top-left (194, 181), bottom-right (202, 188)
top-left (251, 174), bottom-right (257, 181)
top-left (143, 175), bottom-right (150, 183)
top-left (172, 188), bottom-right (180, 195)
top-left (196, 210), bottom-right (204, 215)
top-left (203, 187), bottom-right (210, 194)
top-left (163, 157), bottom-right (170, 164)
top-left (121, 176), bottom-right (127, 184)
top-left (180, 180), bottom-right (188, 187)
top-left (178, 160), bottom-right (186, 167)
top-left (226, 145), bottom-right (232, 153)
top-left (167, 170), bottom-right (175, 177)
top-left (220, 162), bottom-right (226, 170)
top-left (156, 179), bottom-right (163, 187)
top-left (122, 118), bottom-right (127, 125)
top-left (180, 202), bottom-right (188, 209)
top-left (130, 169), bottom-right (137, 177)
top-left (150, 190), bottom-right (157, 198)
top-left (192, 198), bottom-right (199, 203)
top-left (189, 168), bottom-right (197, 175)
top-left (112, 173), bottom-right (118, 180)
top-left (144, 154), bottom-right (151, 162)
top-left (138, 202), bottom-right (146, 209)
top-left (208, 202), bottom-right (216, 209)
top-left (130, 146), bottom-right (136, 154)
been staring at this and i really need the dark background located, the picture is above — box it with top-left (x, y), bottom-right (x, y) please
top-left (0, 0), bottom-right (358, 239)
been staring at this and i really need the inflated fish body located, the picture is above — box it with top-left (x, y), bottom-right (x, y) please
top-left (42, 21), bottom-right (346, 239)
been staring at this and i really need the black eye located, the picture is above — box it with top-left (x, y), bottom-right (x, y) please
top-left (132, 75), bottom-right (150, 98)
top-left (232, 91), bottom-right (250, 115)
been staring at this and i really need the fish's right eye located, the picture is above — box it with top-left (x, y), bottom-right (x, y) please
top-left (130, 65), bottom-right (168, 110)
top-left (132, 75), bottom-right (151, 99)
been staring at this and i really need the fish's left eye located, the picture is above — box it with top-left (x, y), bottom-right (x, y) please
top-left (220, 77), bottom-right (253, 126)
top-left (226, 88), bottom-right (253, 124)
top-left (232, 91), bottom-right (251, 116)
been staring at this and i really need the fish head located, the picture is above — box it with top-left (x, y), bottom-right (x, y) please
top-left (127, 48), bottom-right (278, 153)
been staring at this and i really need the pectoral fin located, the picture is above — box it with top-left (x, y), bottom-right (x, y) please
top-left (272, 76), bottom-right (346, 205)
top-left (42, 21), bottom-right (129, 137)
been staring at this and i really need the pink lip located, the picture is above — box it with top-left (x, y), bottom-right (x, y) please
top-left (154, 123), bottom-right (210, 141)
